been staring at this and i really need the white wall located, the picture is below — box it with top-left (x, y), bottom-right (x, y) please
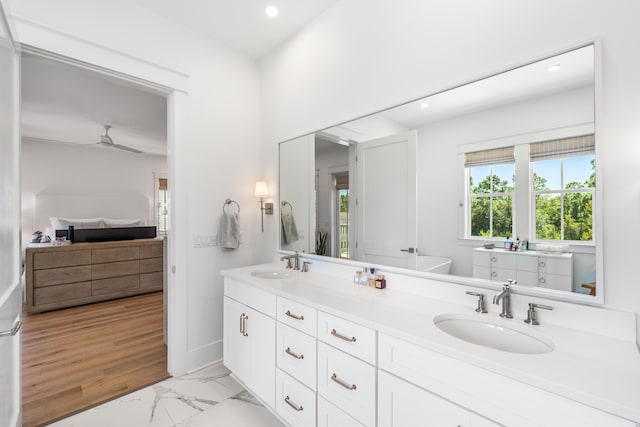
top-left (10, 0), bottom-right (263, 374)
top-left (21, 139), bottom-right (166, 242)
top-left (260, 0), bottom-right (640, 343)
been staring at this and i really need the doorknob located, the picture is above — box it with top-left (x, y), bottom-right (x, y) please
top-left (400, 248), bottom-right (416, 253)
top-left (0, 318), bottom-right (21, 337)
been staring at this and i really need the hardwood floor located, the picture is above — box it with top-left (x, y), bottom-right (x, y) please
top-left (21, 292), bottom-right (169, 427)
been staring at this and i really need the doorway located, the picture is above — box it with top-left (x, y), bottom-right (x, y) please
top-left (19, 51), bottom-right (171, 426)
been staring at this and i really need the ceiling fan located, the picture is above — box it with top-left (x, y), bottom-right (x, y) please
top-left (97, 125), bottom-right (143, 153)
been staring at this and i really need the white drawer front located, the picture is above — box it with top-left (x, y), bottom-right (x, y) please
top-left (473, 250), bottom-right (490, 267)
top-left (275, 368), bottom-right (316, 427)
top-left (493, 252), bottom-right (516, 269)
top-left (224, 278), bottom-right (276, 318)
top-left (473, 265), bottom-right (490, 280)
top-left (539, 273), bottom-right (572, 292)
top-left (277, 296), bottom-right (317, 336)
top-left (276, 322), bottom-right (316, 390)
top-left (516, 255), bottom-right (539, 272)
top-left (318, 395), bottom-right (364, 427)
top-left (317, 342), bottom-right (375, 427)
top-left (516, 270), bottom-right (538, 287)
top-left (494, 268), bottom-right (517, 283)
top-left (378, 333), bottom-right (635, 427)
top-left (317, 311), bottom-right (376, 364)
top-left (538, 256), bottom-right (572, 275)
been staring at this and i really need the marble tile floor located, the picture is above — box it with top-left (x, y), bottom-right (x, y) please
top-left (49, 363), bottom-right (285, 427)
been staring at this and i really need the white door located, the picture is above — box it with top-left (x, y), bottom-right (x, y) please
top-left (355, 131), bottom-right (417, 268)
top-left (0, 3), bottom-right (21, 427)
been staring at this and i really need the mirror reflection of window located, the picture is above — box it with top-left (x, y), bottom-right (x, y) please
top-left (155, 175), bottom-right (168, 234)
top-left (334, 173), bottom-right (349, 258)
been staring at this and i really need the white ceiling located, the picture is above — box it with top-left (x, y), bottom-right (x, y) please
top-left (132, 0), bottom-right (341, 58)
top-left (21, 53), bottom-right (168, 155)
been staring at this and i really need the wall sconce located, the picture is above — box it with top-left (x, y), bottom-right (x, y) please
top-left (255, 181), bottom-right (273, 232)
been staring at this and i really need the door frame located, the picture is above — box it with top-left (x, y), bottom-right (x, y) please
top-left (15, 41), bottom-right (190, 376)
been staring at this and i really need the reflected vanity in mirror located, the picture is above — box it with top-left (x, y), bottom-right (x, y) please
top-left (279, 44), bottom-right (599, 301)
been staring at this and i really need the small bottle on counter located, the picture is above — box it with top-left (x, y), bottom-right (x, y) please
top-left (367, 268), bottom-right (377, 287)
top-left (375, 274), bottom-right (386, 289)
top-left (354, 270), bottom-right (363, 284)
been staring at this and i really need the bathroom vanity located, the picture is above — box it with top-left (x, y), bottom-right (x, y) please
top-left (221, 260), bottom-right (640, 427)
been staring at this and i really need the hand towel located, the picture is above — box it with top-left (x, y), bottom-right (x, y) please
top-left (281, 211), bottom-right (299, 245)
top-left (219, 211), bottom-right (240, 249)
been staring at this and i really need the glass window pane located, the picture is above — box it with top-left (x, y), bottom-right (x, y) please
top-left (492, 196), bottom-right (513, 238)
top-left (470, 197), bottom-right (490, 236)
top-left (564, 155), bottom-right (595, 189)
top-left (469, 166), bottom-right (491, 194)
top-left (533, 159), bottom-right (560, 190)
top-left (536, 194), bottom-right (561, 240)
top-left (564, 191), bottom-right (593, 241)
top-left (493, 164), bottom-right (515, 192)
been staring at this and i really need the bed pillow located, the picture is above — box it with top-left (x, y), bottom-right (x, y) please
top-left (50, 217), bottom-right (105, 230)
top-left (104, 218), bottom-right (148, 228)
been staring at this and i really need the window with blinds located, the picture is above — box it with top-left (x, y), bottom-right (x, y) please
top-left (531, 134), bottom-right (595, 242)
top-left (465, 146), bottom-right (515, 239)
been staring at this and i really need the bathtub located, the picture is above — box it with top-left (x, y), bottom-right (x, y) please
top-left (416, 255), bottom-right (452, 274)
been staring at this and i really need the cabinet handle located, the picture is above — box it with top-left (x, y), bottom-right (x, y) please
top-left (331, 373), bottom-right (357, 390)
top-left (491, 256), bottom-right (497, 262)
top-left (239, 313), bottom-right (245, 335)
top-left (539, 260), bottom-right (546, 268)
top-left (285, 310), bottom-right (304, 321)
top-left (491, 271), bottom-right (497, 278)
top-left (331, 329), bottom-right (356, 343)
top-left (284, 395), bottom-right (304, 412)
top-left (0, 318), bottom-right (21, 337)
top-left (539, 277), bottom-right (546, 284)
top-left (242, 315), bottom-right (249, 337)
top-left (285, 347), bottom-right (304, 360)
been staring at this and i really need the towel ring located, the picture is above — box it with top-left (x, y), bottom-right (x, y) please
top-left (281, 201), bottom-right (293, 212)
top-left (223, 198), bottom-right (240, 214)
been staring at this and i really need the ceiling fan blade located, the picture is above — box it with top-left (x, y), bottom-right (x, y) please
top-left (113, 143), bottom-right (143, 154)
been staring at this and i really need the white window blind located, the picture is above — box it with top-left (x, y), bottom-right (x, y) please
top-left (464, 146), bottom-right (515, 167)
top-left (530, 134), bottom-right (595, 161)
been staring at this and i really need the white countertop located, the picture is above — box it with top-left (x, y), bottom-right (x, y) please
top-left (221, 263), bottom-right (640, 422)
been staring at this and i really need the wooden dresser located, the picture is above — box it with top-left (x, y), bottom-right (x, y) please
top-left (25, 238), bottom-right (165, 313)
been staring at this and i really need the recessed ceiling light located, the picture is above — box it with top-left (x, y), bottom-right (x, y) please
top-left (265, 6), bottom-right (279, 17)
top-left (420, 102), bottom-right (429, 109)
top-left (546, 64), bottom-right (561, 73)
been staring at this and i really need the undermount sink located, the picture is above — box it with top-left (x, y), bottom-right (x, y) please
top-left (434, 313), bottom-right (554, 354)
top-left (250, 269), bottom-right (295, 279)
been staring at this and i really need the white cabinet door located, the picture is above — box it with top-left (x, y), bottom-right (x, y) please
top-left (223, 297), bottom-right (250, 380)
top-left (378, 370), bottom-right (471, 427)
top-left (245, 307), bottom-right (276, 408)
top-left (223, 296), bottom-right (276, 408)
top-left (318, 395), bottom-right (364, 427)
top-left (275, 368), bottom-right (316, 427)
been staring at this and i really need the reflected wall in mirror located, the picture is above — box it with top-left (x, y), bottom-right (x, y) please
top-left (279, 44), bottom-right (597, 298)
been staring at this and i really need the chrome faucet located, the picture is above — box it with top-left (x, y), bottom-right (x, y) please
top-left (280, 252), bottom-right (300, 270)
top-left (493, 280), bottom-right (515, 319)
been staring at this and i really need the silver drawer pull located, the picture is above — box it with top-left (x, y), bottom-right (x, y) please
top-left (0, 319), bottom-right (21, 337)
top-left (285, 347), bottom-right (304, 360)
top-left (539, 277), bottom-right (546, 284)
top-left (284, 395), bottom-right (304, 412)
top-left (285, 310), bottom-right (304, 321)
top-left (331, 373), bottom-right (357, 390)
top-left (331, 328), bottom-right (356, 343)
top-left (242, 315), bottom-right (249, 337)
top-left (239, 313), bottom-right (245, 335)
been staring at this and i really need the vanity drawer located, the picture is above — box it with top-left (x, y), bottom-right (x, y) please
top-left (275, 368), bottom-right (316, 427)
top-left (317, 311), bottom-right (376, 364)
top-left (538, 256), bottom-right (572, 275)
top-left (224, 278), bottom-right (276, 318)
top-left (276, 322), bottom-right (316, 390)
top-left (472, 250), bottom-right (490, 267)
top-left (318, 395), bottom-right (364, 427)
top-left (516, 255), bottom-right (539, 272)
top-left (538, 273), bottom-right (572, 292)
top-left (378, 333), bottom-right (635, 427)
top-left (317, 342), bottom-right (375, 427)
top-left (277, 296), bottom-right (317, 336)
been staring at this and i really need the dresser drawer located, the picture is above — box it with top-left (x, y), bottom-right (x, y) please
top-left (92, 247), bottom-right (139, 263)
top-left (275, 368), bottom-right (316, 427)
top-left (317, 311), bottom-right (376, 364)
top-left (318, 395), bottom-right (364, 427)
top-left (277, 296), bottom-right (317, 336)
top-left (33, 265), bottom-right (92, 287)
top-left (277, 322), bottom-right (316, 390)
top-left (140, 272), bottom-right (163, 289)
top-left (34, 281), bottom-right (92, 305)
top-left (139, 243), bottom-right (163, 259)
top-left (92, 260), bottom-right (139, 280)
top-left (317, 342), bottom-right (375, 426)
top-left (140, 257), bottom-right (163, 273)
top-left (92, 275), bottom-right (139, 295)
top-left (33, 250), bottom-right (91, 270)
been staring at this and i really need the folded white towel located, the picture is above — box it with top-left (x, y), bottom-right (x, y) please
top-left (219, 211), bottom-right (240, 249)
top-left (281, 211), bottom-right (299, 244)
